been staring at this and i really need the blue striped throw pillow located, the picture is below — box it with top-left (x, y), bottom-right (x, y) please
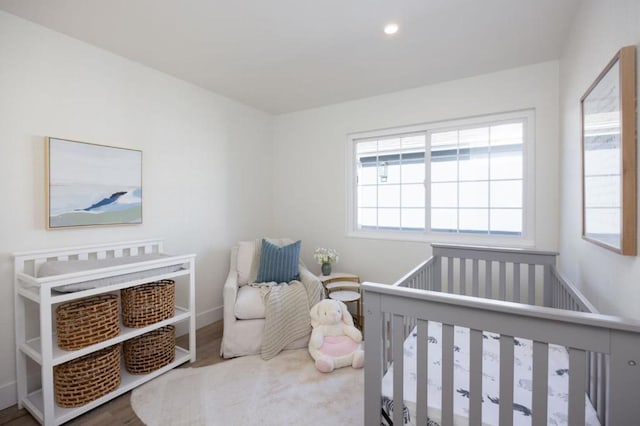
top-left (256, 239), bottom-right (301, 283)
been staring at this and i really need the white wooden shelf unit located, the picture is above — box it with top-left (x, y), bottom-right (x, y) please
top-left (13, 239), bottom-right (196, 426)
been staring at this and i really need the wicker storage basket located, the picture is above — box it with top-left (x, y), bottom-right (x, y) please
top-left (124, 325), bottom-right (175, 374)
top-left (56, 294), bottom-right (120, 350)
top-left (54, 344), bottom-right (121, 407)
top-left (121, 280), bottom-right (175, 328)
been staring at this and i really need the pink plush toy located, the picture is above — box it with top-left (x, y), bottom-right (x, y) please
top-left (308, 299), bottom-right (364, 373)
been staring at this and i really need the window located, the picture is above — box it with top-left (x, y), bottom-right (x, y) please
top-left (356, 134), bottom-right (426, 231)
top-left (347, 110), bottom-right (534, 245)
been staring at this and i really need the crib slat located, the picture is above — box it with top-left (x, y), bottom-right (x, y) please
top-left (392, 315), bottom-right (405, 426)
top-left (597, 352), bottom-right (606, 423)
top-left (460, 258), bottom-right (466, 295)
top-left (558, 275), bottom-right (563, 309)
top-left (472, 259), bottom-right (479, 297)
top-left (423, 266), bottom-right (428, 290)
top-left (430, 262), bottom-right (436, 290)
top-left (114, 248), bottom-right (123, 257)
top-left (433, 256), bottom-right (442, 292)
top-left (557, 285), bottom-right (562, 308)
top-left (569, 348), bottom-right (586, 426)
top-left (485, 260), bottom-right (492, 299)
top-left (423, 265), bottom-right (429, 290)
top-left (96, 250), bottom-right (107, 259)
top-left (499, 335), bottom-right (514, 426)
top-left (447, 257), bottom-right (454, 293)
top-left (442, 324), bottom-right (455, 425)
top-left (528, 265), bottom-right (535, 305)
top-left (499, 262), bottom-right (506, 301)
top-left (423, 267), bottom-right (428, 290)
top-left (431, 262), bottom-right (436, 290)
top-left (532, 341), bottom-right (549, 426)
top-left (469, 329), bottom-right (483, 423)
top-left (382, 314), bottom-right (389, 368)
top-left (543, 265), bottom-right (552, 307)
top-left (416, 320), bottom-right (429, 425)
top-left (513, 263), bottom-right (521, 303)
top-left (588, 351), bottom-right (595, 405)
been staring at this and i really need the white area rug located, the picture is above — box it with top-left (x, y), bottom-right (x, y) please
top-left (130, 349), bottom-right (364, 425)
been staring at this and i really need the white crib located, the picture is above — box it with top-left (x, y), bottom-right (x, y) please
top-left (363, 244), bottom-right (640, 426)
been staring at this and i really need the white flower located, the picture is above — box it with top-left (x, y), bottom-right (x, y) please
top-left (313, 247), bottom-right (339, 265)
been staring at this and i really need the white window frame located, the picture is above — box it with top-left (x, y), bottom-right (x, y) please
top-left (345, 109), bottom-right (535, 247)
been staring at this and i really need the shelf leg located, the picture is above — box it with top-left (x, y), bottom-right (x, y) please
top-left (40, 287), bottom-right (55, 425)
top-left (189, 258), bottom-right (197, 362)
top-left (14, 277), bottom-right (27, 409)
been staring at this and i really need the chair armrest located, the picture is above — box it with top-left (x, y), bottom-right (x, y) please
top-left (299, 265), bottom-right (324, 299)
top-left (223, 269), bottom-right (239, 319)
top-left (299, 265), bottom-right (318, 284)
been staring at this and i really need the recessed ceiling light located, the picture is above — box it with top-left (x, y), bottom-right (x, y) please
top-left (384, 23), bottom-right (399, 35)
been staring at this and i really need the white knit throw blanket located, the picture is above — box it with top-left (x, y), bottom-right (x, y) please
top-left (261, 278), bottom-right (323, 360)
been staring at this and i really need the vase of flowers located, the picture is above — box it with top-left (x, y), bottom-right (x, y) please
top-left (321, 262), bottom-right (332, 276)
top-left (314, 247), bottom-right (339, 276)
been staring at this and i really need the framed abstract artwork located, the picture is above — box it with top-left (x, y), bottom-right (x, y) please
top-left (46, 137), bottom-right (143, 229)
top-left (581, 46), bottom-right (636, 255)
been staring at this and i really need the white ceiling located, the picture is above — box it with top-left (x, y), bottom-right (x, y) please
top-left (0, 0), bottom-right (581, 114)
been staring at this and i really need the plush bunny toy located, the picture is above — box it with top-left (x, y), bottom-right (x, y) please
top-left (308, 299), bottom-right (364, 373)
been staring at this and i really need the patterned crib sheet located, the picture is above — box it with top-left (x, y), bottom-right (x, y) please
top-left (381, 322), bottom-right (601, 426)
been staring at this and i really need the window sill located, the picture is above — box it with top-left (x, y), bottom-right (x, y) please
top-left (346, 229), bottom-right (535, 248)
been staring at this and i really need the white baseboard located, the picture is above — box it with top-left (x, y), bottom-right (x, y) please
top-left (0, 380), bottom-right (16, 411)
top-left (196, 305), bottom-right (223, 328)
top-left (175, 305), bottom-right (223, 337)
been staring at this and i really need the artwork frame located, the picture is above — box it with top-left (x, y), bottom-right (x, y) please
top-left (46, 137), bottom-right (143, 229)
top-left (581, 46), bottom-right (636, 255)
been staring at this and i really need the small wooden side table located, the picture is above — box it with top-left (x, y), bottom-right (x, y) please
top-left (318, 272), bottom-right (362, 332)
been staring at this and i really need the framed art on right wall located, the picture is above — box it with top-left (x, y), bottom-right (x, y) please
top-left (581, 45), bottom-right (636, 255)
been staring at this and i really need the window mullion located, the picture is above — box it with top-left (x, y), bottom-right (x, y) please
top-left (425, 131), bottom-right (431, 234)
top-left (456, 130), bottom-right (461, 234)
top-left (399, 138), bottom-right (403, 231)
top-left (488, 126), bottom-right (492, 234)
top-left (376, 140), bottom-right (380, 230)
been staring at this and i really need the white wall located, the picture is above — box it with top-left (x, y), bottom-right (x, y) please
top-left (272, 62), bottom-right (560, 284)
top-left (558, 0), bottom-right (640, 319)
top-left (0, 11), bottom-right (273, 408)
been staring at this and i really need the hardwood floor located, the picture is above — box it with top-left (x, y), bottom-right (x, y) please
top-left (0, 321), bottom-right (226, 426)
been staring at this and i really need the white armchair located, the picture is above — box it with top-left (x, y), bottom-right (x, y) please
top-left (220, 238), bottom-right (322, 358)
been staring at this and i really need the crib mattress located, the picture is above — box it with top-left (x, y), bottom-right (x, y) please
top-left (381, 322), bottom-right (600, 426)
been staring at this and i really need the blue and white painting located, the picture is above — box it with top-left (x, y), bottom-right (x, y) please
top-left (47, 138), bottom-right (142, 228)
